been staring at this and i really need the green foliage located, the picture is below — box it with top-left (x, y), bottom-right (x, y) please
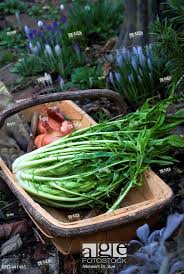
top-left (11, 55), bottom-right (44, 76)
top-left (0, 0), bottom-right (27, 15)
top-left (28, 4), bottom-right (60, 20)
top-left (165, 0), bottom-right (184, 25)
top-left (67, 0), bottom-right (124, 44)
top-left (64, 65), bottom-right (106, 90)
top-left (150, 0), bottom-right (184, 82)
top-left (0, 28), bottom-right (26, 49)
top-left (0, 50), bottom-right (17, 66)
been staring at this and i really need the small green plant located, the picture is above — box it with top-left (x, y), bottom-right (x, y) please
top-left (0, 50), bottom-right (17, 66)
top-left (11, 55), bottom-right (44, 76)
top-left (67, 0), bottom-right (124, 45)
top-left (0, 28), bottom-right (26, 49)
top-left (28, 4), bottom-right (60, 20)
top-left (0, 0), bottom-right (27, 15)
top-left (64, 65), bottom-right (106, 90)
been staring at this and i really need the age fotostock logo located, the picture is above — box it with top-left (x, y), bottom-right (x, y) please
top-left (81, 243), bottom-right (127, 270)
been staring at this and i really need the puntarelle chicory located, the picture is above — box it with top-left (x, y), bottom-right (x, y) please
top-left (13, 98), bottom-right (184, 212)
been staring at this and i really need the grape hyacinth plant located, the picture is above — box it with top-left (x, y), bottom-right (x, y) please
top-left (109, 45), bottom-right (168, 108)
top-left (13, 19), bottom-right (86, 78)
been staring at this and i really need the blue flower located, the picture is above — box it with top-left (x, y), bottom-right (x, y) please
top-left (73, 43), bottom-right (80, 54)
top-left (29, 42), bottom-right (39, 54)
top-left (128, 74), bottom-right (134, 82)
top-left (45, 73), bottom-right (52, 85)
top-left (147, 58), bottom-right (152, 71)
top-left (45, 44), bottom-right (53, 56)
top-left (138, 75), bottom-right (142, 82)
top-left (38, 20), bottom-right (44, 28)
top-left (32, 46), bottom-right (39, 55)
top-left (47, 25), bottom-right (53, 32)
top-left (131, 57), bottom-right (137, 70)
top-left (28, 42), bottom-right (33, 51)
top-left (115, 72), bottom-right (121, 82)
top-left (55, 44), bottom-right (61, 55)
top-left (115, 50), bottom-right (123, 66)
top-left (58, 75), bottom-right (64, 89)
top-left (28, 31), bottom-right (34, 40)
top-left (36, 41), bottom-right (41, 50)
top-left (61, 15), bottom-right (67, 24)
top-left (37, 31), bottom-right (43, 38)
top-left (32, 29), bottom-right (37, 36)
top-left (24, 25), bottom-right (30, 36)
top-left (109, 71), bottom-right (114, 85)
top-left (53, 21), bottom-right (59, 30)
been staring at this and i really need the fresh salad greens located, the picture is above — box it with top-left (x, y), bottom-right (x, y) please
top-left (13, 98), bottom-right (184, 212)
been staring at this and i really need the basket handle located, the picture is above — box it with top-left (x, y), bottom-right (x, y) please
top-left (0, 89), bottom-right (126, 127)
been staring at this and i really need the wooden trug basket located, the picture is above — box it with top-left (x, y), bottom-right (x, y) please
top-left (0, 90), bottom-right (173, 254)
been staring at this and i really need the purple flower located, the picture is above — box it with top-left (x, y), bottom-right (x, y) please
top-left (61, 15), bottom-right (67, 24)
top-left (28, 31), bottom-right (34, 40)
top-left (28, 42), bottom-right (33, 51)
top-left (115, 50), bottom-right (123, 66)
top-left (122, 47), bottom-right (131, 60)
top-left (29, 42), bottom-right (38, 54)
top-left (115, 72), bottom-right (121, 82)
top-left (45, 73), bottom-right (52, 85)
top-left (55, 44), bottom-right (61, 55)
top-left (32, 46), bottom-right (39, 54)
top-left (37, 31), bottom-right (43, 38)
top-left (38, 20), bottom-right (44, 28)
top-left (53, 21), bottom-right (59, 30)
top-left (47, 25), bottom-right (53, 32)
top-left (131, 57), bottom-right (137, 70)
top-left (32, 29), bottom-right (37, 35)
top-left (24, 25), bottom-right (30, 36)
top-left (109, 71), bottom-right (114, 85)
top-left (58, 75), bottom-right (64, 89)
top-left (138, 75), bottom-right (142, 82)
top-left (73, 43), bottom-right (80, 54)
top-left (147, 58), bottom-right (152, 71)
top-left (45, 44), bottom-right (53, 55)
top-left (128, 74), bottom-right (134, 82)
top-left (36, 41), bottom-right (41, 50)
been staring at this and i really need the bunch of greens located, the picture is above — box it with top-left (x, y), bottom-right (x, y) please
top-left (13, 97), bottom-right (184, 212)
top-left (66, 0), bottom-right (124, 45)
top-left (0, 0), bottom-right (27, 15)
top-left (64, 65), bottom-right (106, 90)
top-left (151, 0), bottom-right (184, 82)
top-left (119, 213), bottom-right (184, 274)
top-left (109, 45), bottom-right (168, 108)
